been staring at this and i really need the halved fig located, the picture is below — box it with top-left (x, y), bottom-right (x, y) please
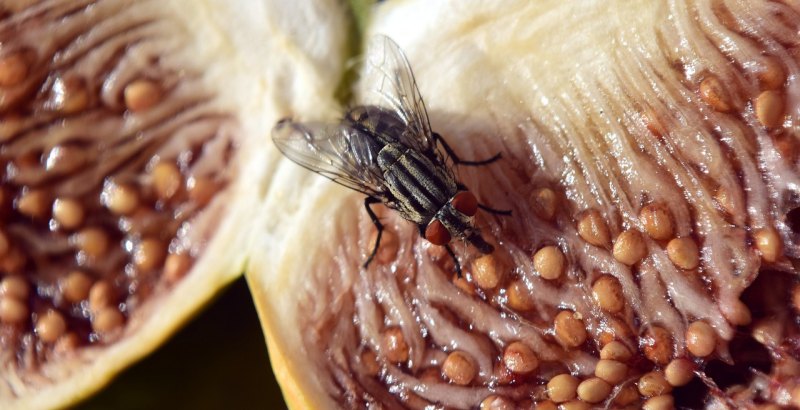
top-left (0, 0), bottom-right (347, 408)
top-left (248, 1), bottom-right (800, 408)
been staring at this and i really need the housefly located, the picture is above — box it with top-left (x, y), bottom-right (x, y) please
top-left (272, 35), bottom-right (509, 275)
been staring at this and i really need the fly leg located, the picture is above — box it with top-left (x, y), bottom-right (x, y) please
top-left (479, 204), bottom-right (512, 216)
top-left (445, 245), bottom-right (463, 277)
top-left (363, 196), bottom-right (384, 268)
top-left (457, 183), bottom-right (512, 216)
top-left (417, 224), bottom-right (463, 277)
top-left (433, 132), bottom-right (501, 166)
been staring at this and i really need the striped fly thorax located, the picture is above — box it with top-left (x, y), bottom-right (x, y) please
top-left (377, 142), bottom-right (457, 225)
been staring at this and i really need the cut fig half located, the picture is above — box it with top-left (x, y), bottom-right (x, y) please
top-left (0, 0), bottom-right (348, 408)
top-left (249, 0), bottom-right (800, 408)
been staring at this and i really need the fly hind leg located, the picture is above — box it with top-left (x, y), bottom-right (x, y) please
top-left (433, 132), bottom-right (501, 166)
top-left (363, 196), bottom-right (384, 268)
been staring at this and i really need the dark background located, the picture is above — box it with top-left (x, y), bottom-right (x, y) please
top-left (76, 277), bottom-right (287, 409)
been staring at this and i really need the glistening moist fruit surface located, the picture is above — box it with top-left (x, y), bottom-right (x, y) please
top-left (288, 1), bottom-right (800, 408)
top-left (0, 0), bottom-right (237, 399)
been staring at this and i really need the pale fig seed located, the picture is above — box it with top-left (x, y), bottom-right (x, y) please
top-left (0, 297), bottom-right (28, 324)
top-left (554, 310), bottom-right (587, 348)
top-left (442, 351), bottom-right (477, 386)
top-left (0, 52), bottom-right (28, 87)
top-left (594, 359), bottom-right (628, 384)
top-left (92, 307), bottom-right (125, 334)
top-left (613, 229), bottom-right (647, 266)
top-left (151, 161), bottom-right (183, 200)
top-left (699, 75), bottom-right (732, 112)
top-left (577, 209), bottom-right (610, 247)
top-left (600, 340), bottom-right (632, 362)
top-left (503, 341), bottom-right (539, 375)
top-left (643, 394), bottom-right (675, 410)
top-left (506, 279), bottom-right (534, 311)
top-left (638, 371), bottom-right (672, 398)
top-left (577, 377), bottom-right (612, 403)
top-left (381, 327), bottom-right (409, 364)
top-left (547, 373), bottom-right (579, 403)
top-left (592, 275), bottom-right (625, 314)
top-left (52, 198), bottom-right (85, 230)
top-left (642, 326), bottom-right (673, 365)
top-left (639, 203), bottom-right (674, 241)
top-left (480, 395), bottom-right (514, 410)
top-left (530, 187), bottom-right (558, 221)
top-left (755, 90), bottom-right (784, 128)
top-left (666, 237), bottom-right (700, 270)
top-left (665, 358), bottom-right (695, 387)
top-left (533, 245), bottom-right (565, 280)
top-left (686, 320), bottom-right (716, 357)
top-left (35, 310), bottom-right (67, 343)
top-left (754, 228), bottom-right (782, 263)
top-left (61, 270), bottom-right (93, 304)
top-left (124, 79), bottom-right (162, 112)
top-left (0, 275), bottom-right (29, 300)
top-left (472, 253), bottom-right (503, 289)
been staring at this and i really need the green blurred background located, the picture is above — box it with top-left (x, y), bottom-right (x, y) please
top-left (75, 278), bottom-right (287, 409)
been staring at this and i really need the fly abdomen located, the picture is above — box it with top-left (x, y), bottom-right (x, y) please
top-left (378, 143), bottom-right (457, 224)
top-left (345, 106), bottom-right (406, 145)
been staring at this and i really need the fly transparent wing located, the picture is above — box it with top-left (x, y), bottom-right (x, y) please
top-left (361, 35), bottom-right (436, 155)
top-left (272, 119), bottom-right (386, 197)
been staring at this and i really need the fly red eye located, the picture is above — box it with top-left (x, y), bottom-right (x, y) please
top-left (425, 219), bottom-right (451, 246)
top-left (451, 191), bottom-right (478, 217)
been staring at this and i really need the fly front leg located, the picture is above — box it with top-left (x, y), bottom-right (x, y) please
top-left (363, 196), bottom-right (384, 268)
top-left (479, 204), bottom-right (512, 216)
top-left (433, 132), bottom-right (501, 166)
top-left (456, 183), bottom-right (512, 216)
top-left (417, 225), bottom-right (463, 277)
top-left (445, 245), bottom-right (463, 277)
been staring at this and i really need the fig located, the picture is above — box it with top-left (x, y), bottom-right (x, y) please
top-left (0, 0), bottom-right (347, 408)
top-left (249, 0), bottom-right (800, 408)
top-left (3, 0), bottom-right (800, 409)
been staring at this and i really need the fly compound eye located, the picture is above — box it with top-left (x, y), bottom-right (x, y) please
top-left (425, 219), bottom-right (451, 246)
top-left (451, 191), bottom-right (478, 217)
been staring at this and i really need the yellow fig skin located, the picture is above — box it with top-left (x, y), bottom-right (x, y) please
top-left (256, 284), bottom-right (315, 410)
top-left (248, 181), bottom-right (358, 410)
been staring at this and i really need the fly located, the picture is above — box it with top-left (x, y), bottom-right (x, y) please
top-left (271, 35), bottom-right (510, 276)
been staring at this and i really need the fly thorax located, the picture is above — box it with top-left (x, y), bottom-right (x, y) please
top-left (379, 144), bottom-right (457, 225)
top-left (376, 143), bottom-right (404, 170)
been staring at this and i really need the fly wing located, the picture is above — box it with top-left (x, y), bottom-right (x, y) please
top-left (272, 119), bottom-right (386, 197)
top-left (361, 35), bottom-right (437, 157)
